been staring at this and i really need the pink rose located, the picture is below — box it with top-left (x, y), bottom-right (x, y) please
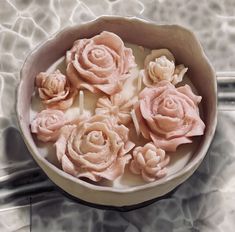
top-left (130, 143), bottom-right (170, 182)
top-left (55, 115), bottom-right (135, 182)
top-left (31, 109), bottom-right (66, 142)
top-left (36, 70), bottom-right (77, 110)
top-left (135, 81), bottom-right (205, 152)
top-left (66, 31), bottom-right (136, 95)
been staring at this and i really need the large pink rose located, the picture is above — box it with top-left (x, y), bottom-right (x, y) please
top-left (134, 81), bottom-right (205, 152)
top-left (66, 31), bottom-right (136, 95)
top-left (36, 70), bottom-right (77, 110)
top-left (55, 115), bottom-right (135, 182)
top-left (31, 109), bottom-right (66, 142)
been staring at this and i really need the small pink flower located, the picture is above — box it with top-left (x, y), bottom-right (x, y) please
top-left (36, 70), bottom-right (77, 110)
top-left (30, 109), bottom-right (66, 142)
top-left (142, 49), bottom-right (188, 87)
top-left (95, 94), bottom-right (137, 125)
top-left (55, 115), bottom-right (135, 182)
top-left (66, 31), bottom-right (136, 95)
top-left (130, 143), bottom-right (170, 182)
top-left (135, 81), bottom-right (205, 152)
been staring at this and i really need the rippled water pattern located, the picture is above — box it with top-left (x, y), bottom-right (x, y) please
top-left (0, 0), bottom-right (235, 231)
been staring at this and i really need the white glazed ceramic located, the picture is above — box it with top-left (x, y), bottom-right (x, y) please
top-left (16, 16), bottom-right (217, 207)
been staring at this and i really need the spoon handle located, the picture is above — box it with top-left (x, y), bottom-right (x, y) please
top-left (217, 72), bottom-right (235, 111)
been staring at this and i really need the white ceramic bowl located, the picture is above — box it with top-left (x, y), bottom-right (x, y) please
top-left (16, 16), bottom-right (217, 208)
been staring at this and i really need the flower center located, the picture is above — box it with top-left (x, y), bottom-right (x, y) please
top-left (110, 106), bottom-right (119, 115)
top-left (87, 131), bottom-right (105, 145)
top-left (87, 45), bottom-right (114, 68)
top-left (145, 149), bottom-right (157, 161)
top-left (148, 56), bottom-right (175, 82)
top-left (164, 97), bottom-right (176, 109)
top-left (45, 75), bottom-right (66, 93)
top-left (91, 48), bottom-right (105, 59)
top-left (46, 115), bottom-right (57, 125)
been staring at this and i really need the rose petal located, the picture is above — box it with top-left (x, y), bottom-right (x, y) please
top-left (94, 82), bottom-right (123, 95)
top-left (130, 160), bottom-right (141, 175)
top-left (77, 171), bottom-right (101, 182)
top-left (142, 69), bottom-right (154, 87)
top-left (55, 125), bottom-right (77, 162)
top-left (151, 114), bottom-right (181, 134)
top-left (61, 155), bottom-right (78, 176)
top-left (141, 170), bottom-right (156, 182)
top-left (134, 102), bottom-right (151, 139)
top-left (150, 132), bottom-right (192, 152)
top-left (177, 84), bottom-right (202, 104)
top-left (73, 57), bottom-right (108, 84)
top-left (92, 155), bottom-right (132, 181)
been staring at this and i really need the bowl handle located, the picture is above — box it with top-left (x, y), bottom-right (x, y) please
top-left (217, 72), bottom-right (235, 110)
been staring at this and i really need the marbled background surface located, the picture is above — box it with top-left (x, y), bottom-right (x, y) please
top-left (1, 0), bottom-right (235, 231)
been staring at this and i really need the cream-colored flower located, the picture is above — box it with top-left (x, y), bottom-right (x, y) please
top-left (148, 56), bottom-right (175, 83)
top-left (142, 49), bottom-right (188, 87)
top-left (95, 94), bottom-right (137, 125)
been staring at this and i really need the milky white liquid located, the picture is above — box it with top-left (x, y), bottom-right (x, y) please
top-left (30, 43), bottom-right (202, 188)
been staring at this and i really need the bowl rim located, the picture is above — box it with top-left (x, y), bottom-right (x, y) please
top-left (16, 15), bottom-right (218, 194)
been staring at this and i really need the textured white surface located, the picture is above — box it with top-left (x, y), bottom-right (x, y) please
top-left (0, 0), bottom-right (235, 231)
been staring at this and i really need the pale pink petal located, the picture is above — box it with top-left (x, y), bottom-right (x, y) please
top-left (172, 65), bottom-right (188, 85)
top-left (156, 168), bottom-right (168, 178)
top-left (142, 69), bottom-right (154, 87)
top-left (177, 85), bottom-right (202, 104)
top-left (93, 31), bottom-right (125, 55)
top-left (92, 155), bottom-right (132, 181)
top-left (150, 132), bottom-right (192, 152)
top-left (72, 57), bottom-right (108, 84)
top-left (43, 90), bottom-right (69, 104)
top-left (38, 88), bottom-right (51, 100)
top-left (141, 170), bottom-right (156, 182)
top-left (94, 82), bottom-right (123, 95)
top-left (153, 114), bottom-right (182, 133)
top-left (35, 72), bottom-right (47, 86)
top-left (124, 47), bottom-right (137, 71)
top-left (134, 102), bottom-right (151, 139)
top-left (130, 160), bottom-right (141, 175)
top-left (77, 171), bottom-right (101, 182)
top-left (37, 133), bottom-right (58, 143)
top-left (186, 119), bottom-right (205, 137)
top-left (66, 63), bottom-right (98, 93)
top-left (61, 155), bottom-right (78, 176)
top-left (55, 125), bottom-right (76, 161)
top-left (55, 136), bottom-right (66, 162)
